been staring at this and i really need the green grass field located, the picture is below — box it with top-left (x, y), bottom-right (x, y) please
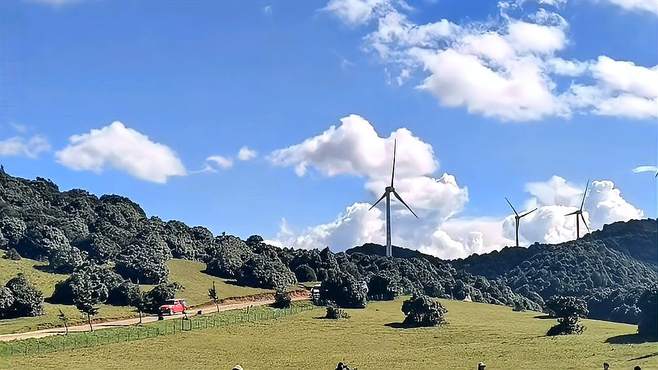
top-left (166, 259), bottom-right (271, 305)
top-left (2, 298), bottom-right (656, 369)
top-left (0, 256), bottom-right (271, 334)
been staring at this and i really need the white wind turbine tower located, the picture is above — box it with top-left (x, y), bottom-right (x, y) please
top-left (565, 179), bottom-right (590, 240)
top-left (369, 140), bottom-right (418, 257)
top-left (505, 197), bottom-right (537, 248)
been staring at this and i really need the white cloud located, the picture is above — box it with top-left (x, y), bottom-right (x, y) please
top-left (546, 58), bottom-right (590, 76)
top-left (237, 146), bottom-right (258, 161)
top-left (323, 0), bottom-right (397, 26)
top-left (205, 155), bottom-right (233, 170)
top-left (56, 121), bottom-right (186, 184)
top-left (567, 57), bottom-right (658, 119)
top-left (601, 0), bottom-right (658, 16)
top-left (325, 0), bottom-right (658, 121)
top-left (278, 203), bottom-right (385, 250)
top-left (0, 135), bottom-right (50, 159)
top-left (263, 5), bottom-right (272, 15)
top-left (269, 114), bottom-right (437, 179)
top-left (633, 165), bottom-right (658, 174)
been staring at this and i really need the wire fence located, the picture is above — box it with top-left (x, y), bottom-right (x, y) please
top-left (0, 303), bottom-right (316, 358)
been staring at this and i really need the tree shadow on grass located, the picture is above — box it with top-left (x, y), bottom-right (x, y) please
top-left (605, 334), bottom-right (658, 345)
top-left (384, 322), bottom-right (440, 330)
top-left (533, 314), bottom-right (553, 319)
top-left (629, 352), bottom-right (658, 361)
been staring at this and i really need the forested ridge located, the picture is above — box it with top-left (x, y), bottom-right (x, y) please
top-left (0, 171), bottom-right (655, 325)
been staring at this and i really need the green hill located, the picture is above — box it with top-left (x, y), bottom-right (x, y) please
top-left (166, 259), bottom-right (271, 305)
top-left (0, 255), bottom-right (136, 335)
top-left (3, 298), bottom-right (656, 370)
top-left (0, 256), bottom-right (268, 334)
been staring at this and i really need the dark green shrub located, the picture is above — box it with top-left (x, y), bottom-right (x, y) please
top-left (401, 294), bottom-right (447, 327)
top-left (107, 280), bottom-right (141, 306)
top-left (236, 255), bottom-right (296, 289)
top-left (320, 272), bottom-right (367, 308)
top-left (294, 264), bottom-right (317, 282)
top-left (51, 264), bottom-right (123, 305)
top-left (368, 273), bottom-right (400, 301)
top-left (546, 296), bottom-right (588, 336)
top-left (637, 286), bottom-right (657, 338)
top-left (272, 288), bottom-right (292, 309)
top-left (325, 302), bottom-right (350, 319)
top-left (3, 274), bottom-right (44, 317)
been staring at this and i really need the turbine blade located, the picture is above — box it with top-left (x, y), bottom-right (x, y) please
top-left (392, 190), bottom-right (419, 218)
top-left (505, 197), bottom-right (519, 216)
top-left (580, 179), bottom-right (589, 211)
top-left (580, 213), bottom-right (590, 232)
top-left (391, 139), bottom-right (397, 188)
top-left (520, 208), bottom-right (537, 218)
top-left (565, 210), bottom-right (579, 216)
top-left (369, 193), bottom-right (386, 211)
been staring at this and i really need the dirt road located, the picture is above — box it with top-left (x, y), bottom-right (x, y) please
top-left (0, 292), bottom-right (310, 342)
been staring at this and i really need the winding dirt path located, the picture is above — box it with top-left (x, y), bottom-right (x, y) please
top-left (0, 292), bottom-right (310, 342)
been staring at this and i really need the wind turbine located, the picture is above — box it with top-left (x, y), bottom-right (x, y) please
top-left (565, 179), bottom-right (590, 240)
top-left (369, 140), bottom-right (418, 257)
top-left (505, 198), bottom-right (537, 248)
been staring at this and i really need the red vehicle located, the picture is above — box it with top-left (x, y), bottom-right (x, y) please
top-left (159, 298), bottom-right (189, 316)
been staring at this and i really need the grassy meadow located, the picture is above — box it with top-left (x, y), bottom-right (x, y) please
top-left (0, 256), bottom-right (271, 334)
top-left (2, 298), bottom-right (656, 370)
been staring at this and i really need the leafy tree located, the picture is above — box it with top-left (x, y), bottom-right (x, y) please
top-left (107, 280), bottom-right (141, 306)
top-left (0, 217), bottom-right (27, 249)
top-left (49, 245), bottom-right (85, 273)
top-left (0, 287), bottom-right (14, 318)
top-left (294, 264), bottom-right (317, 282)
top-left (320, 272), bottom-right (367, 308)
top-left (51, 264), bottom-right (123, 305)
top-left (546, 296), bottom-right (588, 336)
top-left (368, 273), bottom-right (400, 301)
top-left (72, 277), bottom-right (101, 332)
top-left (115, 232), bottom-right (170, 284)
top-left (245, 235), bottom-right (264, 248)
top-left (236, 255), bottom-right (297, 289)
top-left (4, 273), bottom-right (44, 317)
top-left (401, 294), bottom-right (448, 327)
top-left (208, 281), bottom-right (220, 312)
top-left (637, 286), bottom-right (657, 338)
top-left (206, 253), bottom-right (243, 279)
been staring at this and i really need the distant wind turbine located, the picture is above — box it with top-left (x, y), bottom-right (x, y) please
top-left (369, 140), bottom-right (418, 257)
top-left (565, 180), bottom-right (590, 240)
top-left (505, 198), bottom-right (537, 248)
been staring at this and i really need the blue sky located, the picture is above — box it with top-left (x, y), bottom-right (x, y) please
top-left (0, 0), bottom-right (656, 258)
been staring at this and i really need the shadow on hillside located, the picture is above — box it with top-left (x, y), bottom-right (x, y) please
top-left (533, 314), bottom-right (553, 320)
top-left (34, 264), bottom-right (55, 273)
top-left (605, 334), bottom-right (658, 345)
